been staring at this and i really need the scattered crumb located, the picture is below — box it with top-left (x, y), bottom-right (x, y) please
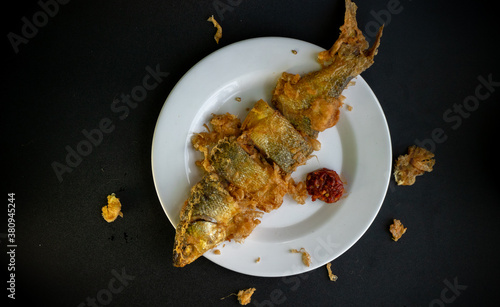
top-left (222, 288), bottom-right (256, 305)
top-left (207, 15), bottom-right (222, 44)
top-left (345, 104), bottom-right (353, 111)
top-left (389, 219), bottom-right (407, 241)
top-left (213, 249), bottom-right (221, 255)
top-left (290, 248), bottom-right (311, 267)
top-left (291, 49), bottom-right (298, 54)
top-left (237, 288), bottom-right (256, 305)
top-left (394, 145), bottom-right (435, 185)
top-left (235, 97), bottom-right (242, 102)
top-left (101, 193), bottom-right (123, 223)
top-left (287, 178), bottom-right (307, 204)
top-left (326, 263), bottom-right (338, 281)
top-left (255, 257), bottom-right (261, 263)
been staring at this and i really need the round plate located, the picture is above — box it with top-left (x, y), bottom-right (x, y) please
top-left (152, 37), bottom-right (391, 277)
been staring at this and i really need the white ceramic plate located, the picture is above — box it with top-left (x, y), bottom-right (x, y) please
top-left (152, 37), bottom-right (391, 277)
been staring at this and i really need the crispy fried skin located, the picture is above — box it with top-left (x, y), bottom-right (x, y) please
top-left (272, 0), bottom-right (383, 138)
top-left (210, 137), bottom-right (288, 212)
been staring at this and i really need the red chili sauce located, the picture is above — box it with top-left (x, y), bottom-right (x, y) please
top-left (306, 168), bottom-right (344, 203)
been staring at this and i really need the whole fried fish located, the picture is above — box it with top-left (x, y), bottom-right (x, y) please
top-left (241, 99), bottom-right (313, 173)
top-left (172, 0), bottom-right (382, 267)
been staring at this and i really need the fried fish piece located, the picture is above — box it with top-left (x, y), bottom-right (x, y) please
top-left (272, 0), bottom-right (383, 138)
top-left (241, 99), bottom-right (313, 173)
top-left (221, 288), bottom-right (256, 305)
top-left (174, 138), bottom-right (288, 267)
top-left (210, 137), bottom-right (271, 193)
top-left (192, 113), bottom-right (242, 171)
top-left (210, 137), bottom-right (288, 212)
top-left (173, 173), bottom-right (262, 267)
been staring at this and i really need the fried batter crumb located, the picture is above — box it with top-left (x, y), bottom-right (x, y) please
top-left (394, 145), bottom-right (435, 185)
top-left (291, 248), bottom-right (311, 267)
top-left (207, 15), bottom-right (222, 44)
top-left (237, 288), bottom-right (256, 305)
top-left (287, 178), bottom-right (308, 204)
top-left (255, 257), bottom-right (261, 263)
top-left (235, 97), bottom-right (242, 102)
top-left (326, 263), bottom-right (338, 281)
top-left (389, 219), bottom-right (407, 241)
top-left (213, 249), bottom-right (221, 255)
top-left (101, 193), bottom-right (123, 223)
top-left (291, 49), bottom-right (298, 54)
top-left (345, 104), bottom-right (353, 111)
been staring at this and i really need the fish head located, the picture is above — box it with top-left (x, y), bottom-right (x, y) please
top-left (173, 221), bottom-right (225, 267)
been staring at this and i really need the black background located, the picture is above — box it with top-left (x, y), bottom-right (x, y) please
top-left (3, 0), bottom-right (500, 306)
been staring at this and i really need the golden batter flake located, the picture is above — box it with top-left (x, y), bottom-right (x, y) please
top-left (207, 15), bottom-right (222, 44)
top-left (389, 219), bottom-right (407, 241)
top-left (326, 263), bottom-right (338, 281)
top-left (394, 145), bottom-right (435, 185)
top-left (291, 248), bottom-right (311, 267)
top-left (173, 0), bottom-right (383, 268)
top-left (221, 288), bottom-right (256, 305)
top-left (237, 288), bottom-right (256, 305)
top-left (101, 193), bottom-right (123, 223)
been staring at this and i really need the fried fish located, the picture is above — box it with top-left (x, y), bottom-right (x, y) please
top-left (172, 0), bottom-right (382, 267)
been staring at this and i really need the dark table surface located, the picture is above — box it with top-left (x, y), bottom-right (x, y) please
top-left (4, 0), bottom-right (500, 306)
